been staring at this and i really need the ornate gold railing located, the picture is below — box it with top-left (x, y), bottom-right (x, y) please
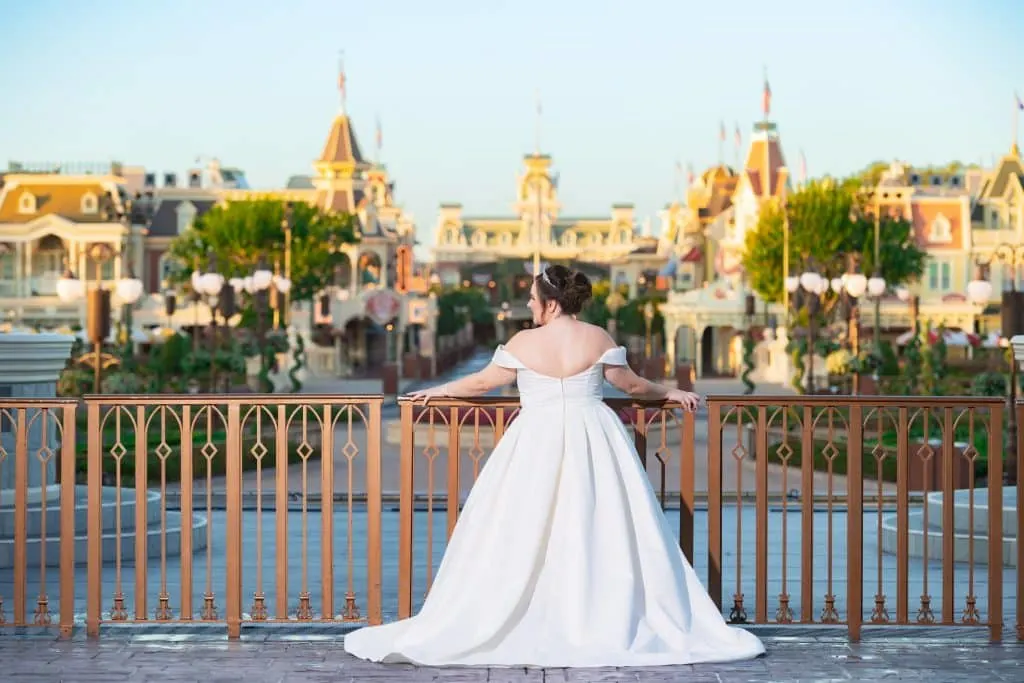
top-left (0, 393), bottom-right (1020, 641)
top-left (396, 395), bottom-right (1022, 642)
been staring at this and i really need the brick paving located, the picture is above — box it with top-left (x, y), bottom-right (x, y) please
top-left (0, 630), bottom-right (1022, 682)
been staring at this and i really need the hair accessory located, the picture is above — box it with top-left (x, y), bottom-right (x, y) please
top-left (541, 269), bottom-right (555, 288)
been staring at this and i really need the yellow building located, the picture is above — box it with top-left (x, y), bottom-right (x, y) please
top-left (431, 152), bottom-right (659, 294)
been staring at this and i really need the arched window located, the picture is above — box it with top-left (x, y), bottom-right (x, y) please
top-left (80, 192), bottom-right (98, 214)
top-left (18, 192), bottom-right (36, 214)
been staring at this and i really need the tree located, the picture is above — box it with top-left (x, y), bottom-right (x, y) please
top-left (168, 199), bottom-right (358, 304)
top-left (742, 178), bottom-right (927, 306)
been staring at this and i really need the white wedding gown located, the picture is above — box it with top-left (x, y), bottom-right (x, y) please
top-left (344, 345), bottom-right (765, 667)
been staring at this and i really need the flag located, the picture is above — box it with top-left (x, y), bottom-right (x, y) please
top-left (719, 121), bottom-right (726, 142)
top-left (337, 51), bottom-right (347, 108)
top-left (762, 76), bottom-right (772, 117)
top-left (375, 115), bottom-right (383, 149)
top-left (734, 123), bottom-right (742, 147)
top-left (686, 163), bottom-right (695, 185)
top-left (675, 159), bottom-right (683, 173)
top-left (799, 150), bottom-right (807, 183)
top-left (1017, 92), bottom-right (1024, 110)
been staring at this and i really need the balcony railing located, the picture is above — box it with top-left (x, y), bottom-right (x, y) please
top-left (0, 394), bottom-right (1020, 641)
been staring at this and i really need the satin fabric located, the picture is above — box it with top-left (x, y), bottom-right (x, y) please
top-left (344, 345), bottom-right (765, 667)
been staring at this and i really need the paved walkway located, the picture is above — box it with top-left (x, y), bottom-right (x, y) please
top-left (0, 632), bottom-right (1020, 682)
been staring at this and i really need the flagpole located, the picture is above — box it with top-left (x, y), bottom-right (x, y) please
top-left (1014, 93), bottom-right (1020, 151)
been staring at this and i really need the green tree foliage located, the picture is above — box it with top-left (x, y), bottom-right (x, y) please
top-left (168, 199), bottom-right (358, 303)
top-left (742, 178), bottom-right (927, 306)
top-left (435, 288), bottom-right (494, 336)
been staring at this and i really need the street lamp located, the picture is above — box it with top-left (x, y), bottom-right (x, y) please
top-left (840, 262), bottom-right (868, 394)
top-left (112, 191), bottom-right (154, 347)
top-left (968, 264), bottom-right (1017, 484)
top-left (786, 268), bottom-right (828, 394)
top-left (606, 290), bottom-right (625, 341)
top-left (57, 244), bottom-right (120, 392)
top-left (643, 301), bottom-right (656, 358)
top-left (192, 258), bottom-right (226, 391)
top-left (895, 282), bottom-right (921, 335)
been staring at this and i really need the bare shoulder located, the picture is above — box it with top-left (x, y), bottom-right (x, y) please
top-left (502, 329), bottom-right (535, 353)
top-left (576, 320), bottom-right (618, 353)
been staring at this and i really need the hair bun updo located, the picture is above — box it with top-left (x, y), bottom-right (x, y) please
top-left (535, 264), bottom-right (593, 315)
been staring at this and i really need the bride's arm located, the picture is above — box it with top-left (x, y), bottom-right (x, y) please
top-left (423, 363), bottom-right (518, 399)
top-left (603, 363), bottom-right (671, 399)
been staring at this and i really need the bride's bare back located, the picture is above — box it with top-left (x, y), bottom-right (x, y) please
top-left (502, 318), bottom-right (614, 378)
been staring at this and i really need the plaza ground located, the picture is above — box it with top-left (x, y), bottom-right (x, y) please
top-left (0, 629), bottom-right (1021, 682)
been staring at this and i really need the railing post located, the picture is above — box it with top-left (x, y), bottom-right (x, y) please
top-left (846, 404), bottom-right (864, 642)
top-left (224, 402), bottom-right (242, 638)
top-left (398, 400), bottom-right (414, 620)
top-left (1018, 399), bottom-right (1024, 642)
top-left (678, 409), bottom-right (695, 565)
top-left (13, 409), bottom-right (27, 626)
top-left (366, 398), bottom-right (383, 625)
top-left (58, 402), bottom-right (77, 638)
top-left (706, 399), bottom-right (723, 611)
top-left (987, 401), bottom-right (1004, 641)
top-left (754, 406), bottom-right (768, 625)
top-left (85, 400), bottom-right (102, 638)
top-left (320, 404), bottom-right (335, 621)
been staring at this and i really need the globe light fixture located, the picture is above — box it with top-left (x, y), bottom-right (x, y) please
top-left (966, 277), bottom-right (993, 307)
top-left (867, 275), bottom-right (887, 298)
top-left (114, 274), bottom-right (144, 305)
top-left (844, 273), bottom-right (868, 299)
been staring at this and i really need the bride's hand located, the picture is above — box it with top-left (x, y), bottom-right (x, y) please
top-left (407, 383), bottom-right (450, 405)
top-left (666, 389), bottom-right (701, 412)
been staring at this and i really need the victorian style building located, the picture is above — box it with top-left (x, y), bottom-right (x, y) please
top-left (657, 114), bottom-right (1018, 380)
top-left (431, 153), bottom-right (644, 282)
top-left (0, 75), bottom-right (424, 373)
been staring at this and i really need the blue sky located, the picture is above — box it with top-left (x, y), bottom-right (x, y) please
top-left (1, 0), bottom-right (1021, 253)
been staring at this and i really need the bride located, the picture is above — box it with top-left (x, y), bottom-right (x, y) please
top-left (344, 265), bottom-right (765, 668)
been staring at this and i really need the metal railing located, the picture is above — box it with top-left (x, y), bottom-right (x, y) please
top-left (0, 394), bottom-right (1020, 641)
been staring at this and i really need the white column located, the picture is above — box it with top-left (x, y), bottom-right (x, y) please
top-left (14, 242), bottom-right (24, 297)
top-left (665, 319), bottom-right (677, 371)
top-left (695, 326), bottom-right (705, 378)
top-left (24, 241), bottom-right (33, 296)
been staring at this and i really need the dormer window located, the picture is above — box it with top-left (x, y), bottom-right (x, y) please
top-left (561, 231), bottom-right (577, 247)
top-left (929, 213), bottom-right (953, 243)
top-left (175, 201), bottom-right (197, 234)
top-left (18, 192), bottom-right (36, 214)
top-left (80, 192), bottom-right (98, 214)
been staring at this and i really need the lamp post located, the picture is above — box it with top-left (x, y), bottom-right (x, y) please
top-left (839, 259), bottom-right (868, 394)
top-left (643, 301), bottom-right (656, 359)
top-left (968, 259), bottom-right (1019, 484)
top-left (606, 290), bottom-right (625, 341)
top-left (785, 268), bottom-right (829, 395)
top-left (57, 244), bottom-right (125, 393)
top-left (112, 191), bottom-right (155, 348)
top-left (192, 257), bottom-right (226, 391)
top-left (280, 202), bottom-right (294, 329)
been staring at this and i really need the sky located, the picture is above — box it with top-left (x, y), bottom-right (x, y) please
top-left (1, 0), bottom-right (1022, 256)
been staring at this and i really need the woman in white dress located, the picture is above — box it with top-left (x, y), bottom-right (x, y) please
top-left (344, 265), bottom-right (765, 667)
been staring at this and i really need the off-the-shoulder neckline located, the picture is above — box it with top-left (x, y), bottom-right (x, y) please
top-left (494, 344), bottom-right (626, 380)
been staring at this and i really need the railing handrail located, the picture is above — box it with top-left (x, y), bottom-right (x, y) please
top-left (81, 393), bottom-right (386, 405)
top-left (704, 395), bottom-right (1005, 406)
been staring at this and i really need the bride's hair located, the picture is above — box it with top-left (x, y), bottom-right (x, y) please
top-left (535, 265), bottom-right (593, 315)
